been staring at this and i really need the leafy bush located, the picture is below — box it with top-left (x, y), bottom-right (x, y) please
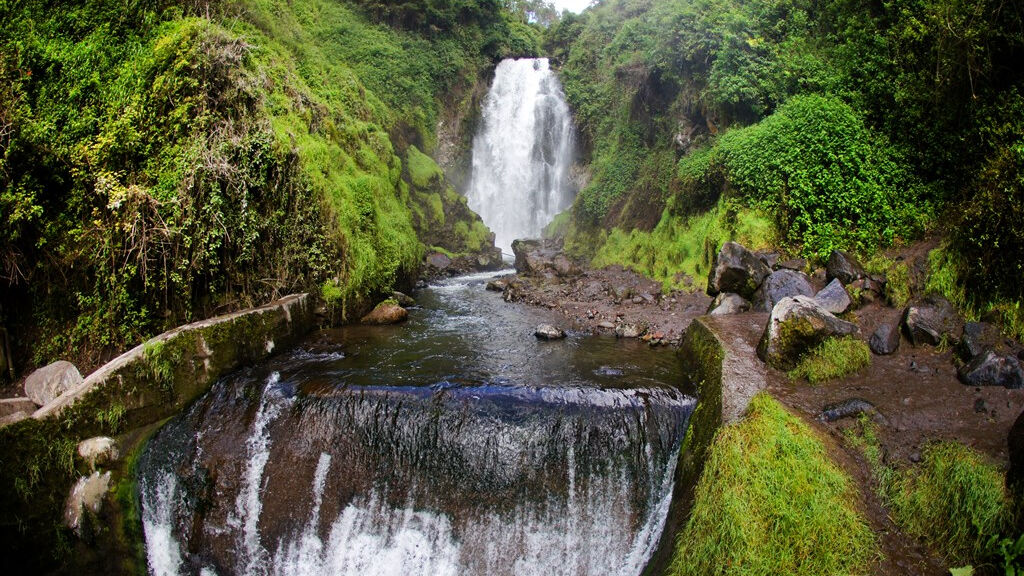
top-left (669, 393), bottom-right (876, 576)
top-left (682, 95), bottom-right (925, 259)
top-left (788, 336), bottom-right (871, 384)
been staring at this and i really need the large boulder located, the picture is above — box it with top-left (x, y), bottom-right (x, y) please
top-left (959, 321), bottom-right (1011, 360)
top-left (707, 293), bottom-right (751, 316)
top-left (869, 323), bottom-right (901, 355)
top-left (752, 269), bottom-right (815, 312)
top-left (757, 295), bottom-right (860, 370)
top-left (826, 250), bottom-right (866, 285)
top-left (707, 242), bottom-right (771, 299)
top-left (24, 360), bottom-right (82, 406)
top-left (958, 350), bottom-right (1024, 389)
top-left (814, 279), bottom-right (852, 315)
top-left (425, 252), bottom-right (452, 271)
top-left (511, 239), bottom-right (573, 276)
top-left (360, 301), bottom-right (408, 325)
top-left (902, 295), bottom-right (959, 346)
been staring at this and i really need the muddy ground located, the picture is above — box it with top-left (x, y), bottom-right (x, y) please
top-left (495, 255), bottom-right (1024, 576)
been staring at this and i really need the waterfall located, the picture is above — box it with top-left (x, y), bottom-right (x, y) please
top-left (467, 58), bottom-right (576, 255)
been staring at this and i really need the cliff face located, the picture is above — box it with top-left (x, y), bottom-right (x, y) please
top-left (0, 0), bottom-right (537, 378)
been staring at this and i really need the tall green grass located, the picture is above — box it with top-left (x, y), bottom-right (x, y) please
top-left (669, 393), bottom-right (876, 576)
top-left (788, 336), bottom-right (872, 384)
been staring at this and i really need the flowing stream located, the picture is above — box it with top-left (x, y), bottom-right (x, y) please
top-left (467, 58), bottom-right (576, 255)
top-left (137, 273), bottom-right (695, 576)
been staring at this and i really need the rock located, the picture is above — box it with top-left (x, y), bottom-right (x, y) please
top-left (707, 293), bottom-right (751, 316)
top-left (752, 270), bottom-right (815, 312)
top-left (0, 397), bottom-right (37, 418)
top-left (974, 398), bottom-right (988, 414)
top-left (25, 360), bottom-right (82, 406)
top-left (552, 254), bottom-right (578, 276)
top-left (0, 411), bottom-right (29, 427)
top-left (958, 350), bottom-right (1024, 389)
top-left (819, 398), bottom-right (878, 422)
top-left (597, 321), bottom-right (615, 329)
top-left (903, 295), bottom-right (958, 346)
top-left (615, 323), bottom-right (645, 339)
top-left (869, 324), bottom-right (901, 355)
top-left (707, 242), bottom-right (771, 299)
top-left (757, 295), bottom-right (860, 370)
top-left (485, 278), bottom-right (509, 292)
top-left (426, 252), bottom-right (451, 271)
top-left (534, 324), bottom-right (566, 340)
top-left (758, 252), bottom-right (780, 269)
top-left (64, 471), bottom-right (111, 535)
top-left (511, 239), bottom-right (542, 272)
top-left (78, 437), bottom-right (119, 470)
top-left (360, 301), bottom-right (408, 325)
top-left (594, 366), bottom-right (623, 377)
top-left (960, 321), bottom-right (1007, 360)
top-left (826, 250), bottom-right (866, 285)
top-left (776, 258), bottom-right (807, 272)
top-left (391, 291), bottom-right (416, 307)
top-left (611, 285), bottom-right (633, 301)
top-left (814, 279), bottom-right (852, 315)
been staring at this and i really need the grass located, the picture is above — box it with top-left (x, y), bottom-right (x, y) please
top-left (864, 254), bottom-right (913, 307)
top-left (592, 199), bottom-right (776, 292)
top-left (788, 336), bottom-right (872, 384)
top-left (888, 442), bottom-right (1013, 565)
top-left (668, 393), bottom-right (876, 576)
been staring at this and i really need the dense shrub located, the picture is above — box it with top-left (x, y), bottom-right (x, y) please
top-left (683, 95), bottom-right (925, 258)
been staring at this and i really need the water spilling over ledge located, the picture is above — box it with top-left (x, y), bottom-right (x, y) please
top-left (137, 275), bottom-right (695, 576)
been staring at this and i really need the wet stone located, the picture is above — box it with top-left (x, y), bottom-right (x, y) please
top-left (534, 324), bottom-right (566, 340)
top-left (869, 324), bottom-right (900, 356)
top-left (958, 350), bottom-right (1024, 389)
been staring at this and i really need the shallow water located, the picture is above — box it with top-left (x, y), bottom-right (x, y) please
top-left (137, 273), bottom-right (695, 576)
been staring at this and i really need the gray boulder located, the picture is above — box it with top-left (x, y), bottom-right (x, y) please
top-left (391, 291), bottom-right (416, 307)
top-left (958, 350), bottom-right (1024, 389)
top-left (25, 360), bottom-right (82, 406)
top-left (826, 250), bottom-right (866, 285)
top-left (534, 324), bottom-right (566, 340)
top-left (426, 252), bottom-right (452, 271)
top-left (707, 242), bottom-right (771, 299)
top-left (814, 279), bottom-right (852, 315)
top-left (903, 295), bottom-right (958, 346)
top-left (776, 258), bottom-right (807, 272)
top-left (757, 295), bottom-right (860, 370)
top-left (960, 321), bottom-right (1010, 360)
top-left (708, 293), bottom-right (751, 316)
top-left (869, 324), bottom-right (901, 355)
top-left (752, 270), bottom-right (815, 312)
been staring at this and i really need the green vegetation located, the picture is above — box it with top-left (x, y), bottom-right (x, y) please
top-left (888, 442), bottom-right (1013, 566)
top-left (845, 416), bottom-right (1024, 572)
top-left (547, 0), bottom-right (1024, 335)
top-left (0, 0), bottom-right (534, 370)
top-left (788, 336), bottom-right (871, 384)
top-left (592, 199), bottom-right (774, 291)
top-left (668, 393), bottom-right (876, 575)
top-left (865, 254), bottom-right (914, 308)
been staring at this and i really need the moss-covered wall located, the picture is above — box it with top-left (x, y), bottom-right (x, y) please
top-left (0, 293), bottom-right (316, 573)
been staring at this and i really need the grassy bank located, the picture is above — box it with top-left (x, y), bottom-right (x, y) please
top-left (668, 393), bottom-right (876, 575)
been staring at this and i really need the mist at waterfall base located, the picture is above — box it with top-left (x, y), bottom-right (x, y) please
top-left (467, 58), bottom-right (576, 256)
top-left (137, 273), bottom-right (695, 576)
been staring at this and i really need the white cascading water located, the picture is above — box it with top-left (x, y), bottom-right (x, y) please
top-left (467, 58), bottom-right (575, 255)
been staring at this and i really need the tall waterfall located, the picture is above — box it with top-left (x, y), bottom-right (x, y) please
top-left (467, 58), bottom-right (576, 255)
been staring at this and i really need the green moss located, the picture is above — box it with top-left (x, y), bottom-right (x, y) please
top-left (788, 336), bottom-right (872, 384)
top-left (593, 200), bottom-right (776, 292)
top-left (542, 210), bottom-right (572, 239)
top-left (889, 442), bottom-right (1013, 565)
top-left (406, 145), bottom-right (443, 189)
top-left (865, 254), bottom-right (913, 308)
top-left (668, 393), bottom-right (876, 576)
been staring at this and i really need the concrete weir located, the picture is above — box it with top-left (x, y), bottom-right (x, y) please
top-left (644, 315), bottom-right (768, 575)
top-left (33, 293), bottom-right (316, 431)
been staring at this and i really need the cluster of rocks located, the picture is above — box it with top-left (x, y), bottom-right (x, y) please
top-left (421, 249), bottom-right (504, 280)
top-left (704, 241), bottom-right (1024, 388)
top-left (511, 239), bottom-right (579, 278)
